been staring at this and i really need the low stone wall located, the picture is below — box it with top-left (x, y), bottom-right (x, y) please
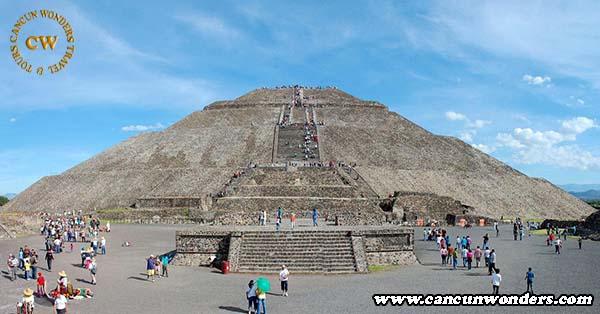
top-left (174, 226), bottom-right (415, 272)
top-left (353, 228), bottom-right (416, 266)
top-left (173, 230), bottom-right (230, 266)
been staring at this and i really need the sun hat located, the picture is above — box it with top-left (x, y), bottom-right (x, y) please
top-left (23, 288), bottom-right (34, 297)
top-left (58, 270), bottom-right (67, 277)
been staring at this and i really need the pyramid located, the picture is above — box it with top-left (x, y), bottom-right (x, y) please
top-left (4, 87), bottom-right (594, 221)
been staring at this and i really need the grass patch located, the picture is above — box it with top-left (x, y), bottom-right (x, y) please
top-left (529, 228), bottom-right (580, 239)
top-left (368, 264), bottom-right (400, 272)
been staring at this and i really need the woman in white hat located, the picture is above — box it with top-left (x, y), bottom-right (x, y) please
top-left (17, 288), bottom-right (35, 313)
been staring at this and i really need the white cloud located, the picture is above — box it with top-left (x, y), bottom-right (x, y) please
top-left (9, 118), bottom-right (16, 123)
top-left (472, 143), bottom-right (496, 154)
top-left (121, 123), bottom-right (165, 132)
top-left (174, 13), bottom-right (241, 40)
top-left (469, 119), bottom-right (492, 129)
top-left (460, 131), bottom-right (475, 143)
top-left (522, 74), bottom-right (551, 85)
top-left (561, 117), bottom-right (597, 134)
top-left (577, 98), bottom-right (585, 105)
top-left (445, 111), bottom-right (467, 121)
top-left (496, 116), bottom-right (599, 169)
top-left (445, 111), bottom-right (492, 143)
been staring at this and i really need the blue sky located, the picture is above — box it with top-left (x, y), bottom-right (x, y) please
top-left (1, 0), bottom-right (599, 193)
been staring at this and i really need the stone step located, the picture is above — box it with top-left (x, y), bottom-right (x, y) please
top-left (241, 240), bottom-right (352, 245)
top-left (240, 246), bottom-right (352, 252)
top-left (238, 261), bottom-right (355, 268)
top-left (241, 244), bottom-right (352, 253)
top-left (237, 266), bottom-right (356, 273)
top-left (239, 253), bottom-right (355, 259)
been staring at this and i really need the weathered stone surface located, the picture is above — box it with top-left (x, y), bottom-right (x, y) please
top-left (175, 226), bottom-right (414, 272)
top-left (4, 87), bottom-right (593, 221)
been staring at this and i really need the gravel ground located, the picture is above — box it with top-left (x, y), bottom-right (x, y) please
top-left (0, 224), bottom-right (598, 314)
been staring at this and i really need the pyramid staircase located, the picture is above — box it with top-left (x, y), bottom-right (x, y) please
top-left (236, 230), bottom-right (359, 273)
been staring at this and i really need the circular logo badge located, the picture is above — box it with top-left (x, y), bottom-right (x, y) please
top-left (9, 10), bottom-right (76, 76)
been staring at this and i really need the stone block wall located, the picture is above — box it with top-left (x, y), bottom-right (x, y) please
top-left (173, 231), bottom-right (230, 266)
top-left (351, 228), bottom-right (416, 266)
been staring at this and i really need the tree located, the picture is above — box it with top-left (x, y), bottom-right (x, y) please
top-left (0, 196), bottom-right (9, 206)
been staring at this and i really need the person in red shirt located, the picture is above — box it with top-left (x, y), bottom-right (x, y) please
top-left (36, 273), bottom-right (46, 297)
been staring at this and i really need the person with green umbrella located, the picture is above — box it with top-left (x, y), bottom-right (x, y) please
top-left (256, 277), bottom-right (270, 314)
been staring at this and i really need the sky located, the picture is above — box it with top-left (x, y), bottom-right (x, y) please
top-left (1, 0), bottom-right (599, 194)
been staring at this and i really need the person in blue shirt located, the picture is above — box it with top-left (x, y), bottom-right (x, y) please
top-left (525, 267), bottom-right (534, 293)
top-left (161, 255), bottom-right (169, 277)
top-left (312, 208), bottom-right (319, 226)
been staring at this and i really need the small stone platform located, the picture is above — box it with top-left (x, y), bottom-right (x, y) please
top-left (173, 225), bottom-right (415, 274)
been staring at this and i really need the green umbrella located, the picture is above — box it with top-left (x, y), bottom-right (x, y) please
top-left (256, 277), bottom-right (271, 292)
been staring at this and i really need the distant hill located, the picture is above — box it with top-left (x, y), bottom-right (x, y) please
top-left (560, 184), bottom-right (600, 193)
top-left (571, 190), bottom-right (600, 201)
top-left (4, 193), bottom-right (17, 200)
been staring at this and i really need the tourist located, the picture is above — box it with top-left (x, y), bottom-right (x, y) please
top-left (554, 238), bottom-right (562, 254)
top-left (482, 233), bottom-right (489, 248)
top-left (57, 271), bottom-right (68, 295)
top-left (440, 246), bottom-right (448, 265)
top-left (256, 285), bottom-right (267, 314)
top-left (488, 249), bottom-right (497, 275)
top-left (246, 280), bottom-right (257, 314)
top-left (451, 246), bottom-right (458, 270)
top-left (54, 291), bottom-right (68, 314)
top-left (37, 272), bottom-right (47, 297)
top-left (7, 254), bottom-right (18, 281)
top-left (18, 247), bottom-right (24, 269)
top-left (474, 246), bottom-right (482, 268)
top-left (461, 247), bottom-right (468, 268)
top-left (44, 250), bottom-right (54, 272)
top-left (494, 222), bottom-right (499, 237)
top-left (280, 265), bottom-right (289, 297)
top-left (30, 250), bottom-right (38, 279)
top-left (161, 254), bottom-right (169, 277)
top-left (89, 257), bottom-right (97, 285)
top-left (24, 256), bottom-right (32, 280)
top-left (525, 267), bottom-right (534, 293)
top-left (312, 208), bottom-right (319, 226)
top-left (155, 255), bottom-right (161, 278)
top-left (578, 237), bottom-right (582, 249)
top-left (513, 223), bottom-right (518, 241)
top-left (106, 221), bottom-right (111, 232)
top-left (290, 213), bottom-right (296, 229)
top-left (20, 288), bottom-right (35, 313)
top-left (467, 249), bottom-right (473, 270)
top-left (92, 238), bottom-right (99, 254)
top-left (423, 229), bottom-right (428, 241)
top-left (492, 269), bottom-right (502, 294)
top-left (436, 234), bottom-right (442, 249)
top-left (101, 237), bottom-right (107, 255)
top-left (146, 255), bottom-right (156, 282)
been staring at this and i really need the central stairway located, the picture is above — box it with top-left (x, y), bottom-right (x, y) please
top-left (236, 230), bottom-right (358, 273)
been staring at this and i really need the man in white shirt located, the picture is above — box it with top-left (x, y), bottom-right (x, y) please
top-left (54, 293), bottom-right (67, 314)
top-left (279, 265), bottom-right (289, 297)
top-left (488, 249), bottom-right (497, 275)
top-left (554, 238), bottom-right (562, 254)
top-left (491, 269), bottom-right (502, 294)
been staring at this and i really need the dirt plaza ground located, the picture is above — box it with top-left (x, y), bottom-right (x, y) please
top-left (0, 223), bottom-right (598, 314)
